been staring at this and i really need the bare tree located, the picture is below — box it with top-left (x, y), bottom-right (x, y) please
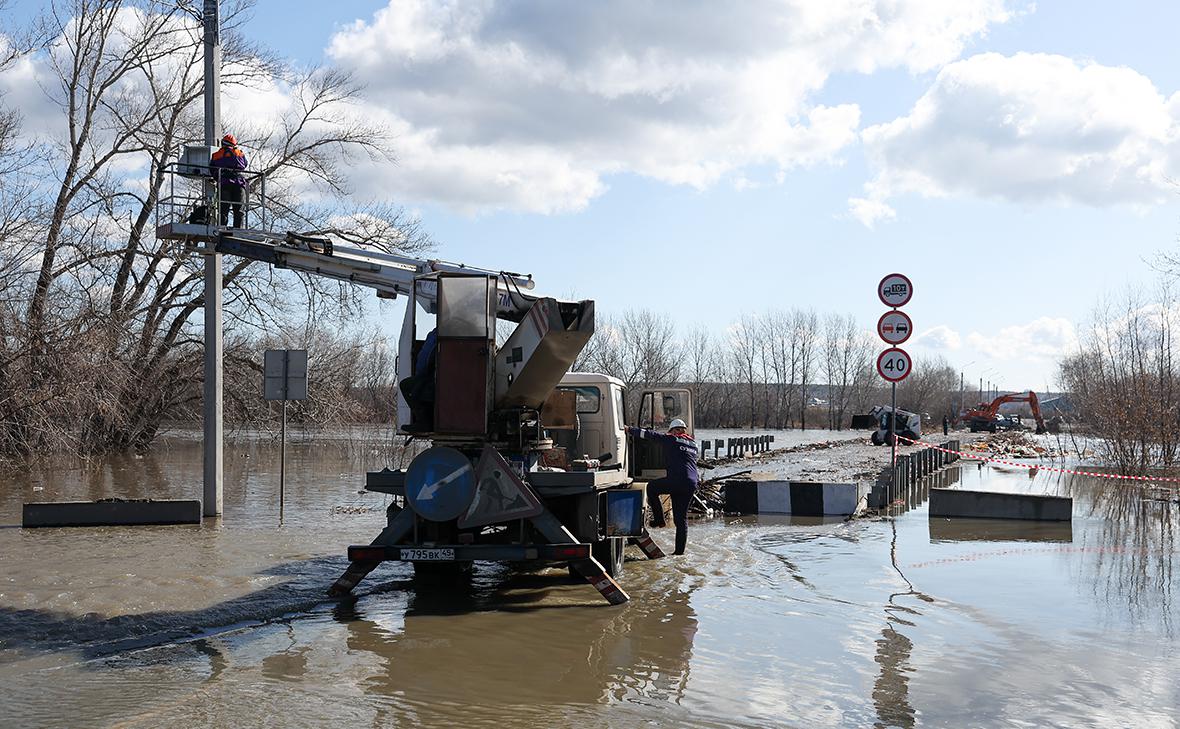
top-left (796, 309), bottom-right (818, 429)
top-left (895, 354), bottom-right (957, 418)
top-left (577, 309), bottom-right (680, 421)
top-left (731, 315), bottom-right (759, 427)
top-left (1061, 285), bottom-right (1180, 474)
top-left (0, 1), bottom-right (431, 454)
top-left (822, 313), bottom-right (870, 429)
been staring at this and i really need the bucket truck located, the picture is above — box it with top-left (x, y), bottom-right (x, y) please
top-left (190, 228), bottom-right (687, 605)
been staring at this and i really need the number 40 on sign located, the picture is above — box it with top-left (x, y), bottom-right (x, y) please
top-left (876, 347), bottom-right (912, 383)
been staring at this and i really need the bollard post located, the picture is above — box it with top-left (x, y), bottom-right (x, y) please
top-left (727, 438), bottom-right (733, 458)
top-left (701, 441), bottom-right (710, 458)
top-left (716, 439), bottom-right (724, 456)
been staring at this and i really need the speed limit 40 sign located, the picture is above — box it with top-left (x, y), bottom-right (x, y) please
top-left (876, 347), bottom-right (912, 383)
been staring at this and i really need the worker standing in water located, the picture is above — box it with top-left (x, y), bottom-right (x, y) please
top-left (626, 419), bottom-right (698, 555)
top-left (209, 133), bottom-right (249, 228)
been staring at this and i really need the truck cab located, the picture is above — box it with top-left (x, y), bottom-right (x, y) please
top-left (547, 375), bottom-right (694, 481)
top-left (550, 373), bottom-right (628, 470)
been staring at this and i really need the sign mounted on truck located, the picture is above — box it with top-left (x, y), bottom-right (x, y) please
top-left (458, 446), bottom-right (544, 528)
top-left (404, 446), bottom-right (478, 522)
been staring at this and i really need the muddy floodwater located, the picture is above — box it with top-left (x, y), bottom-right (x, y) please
top-left (1, 430), bottom-right (1178, 727)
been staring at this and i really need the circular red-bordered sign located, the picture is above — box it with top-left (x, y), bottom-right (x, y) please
top-left (876, 310), bottom-right (913, 345)
top-left (878, 273), bottom-right (913, 308)
top-left (876, 347), bottom-right (912, 383)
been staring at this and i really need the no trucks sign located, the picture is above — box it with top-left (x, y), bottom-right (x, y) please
top-left (878, 273), bottom-right (913, 308)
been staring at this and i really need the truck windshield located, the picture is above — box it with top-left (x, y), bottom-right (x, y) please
top-left (558, 386), bottom-right (600, 414)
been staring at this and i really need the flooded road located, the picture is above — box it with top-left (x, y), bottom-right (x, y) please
top-left (1, 431), bottom-right (1178, 727)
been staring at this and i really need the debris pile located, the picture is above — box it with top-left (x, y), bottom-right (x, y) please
top-left (965, 431), bottom-right (1060, 459)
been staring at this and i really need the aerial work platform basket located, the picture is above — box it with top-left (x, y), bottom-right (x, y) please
top-left (155, 147), bottom-right (269, 246)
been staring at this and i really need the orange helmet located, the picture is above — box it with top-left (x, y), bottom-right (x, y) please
top-left (221, 133), bottom-right (237, 146)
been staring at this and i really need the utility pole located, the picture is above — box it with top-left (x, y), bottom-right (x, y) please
top-left (202, 0), bottom-right (223, 517)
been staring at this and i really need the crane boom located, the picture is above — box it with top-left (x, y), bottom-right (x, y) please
top-left (215, 230), bottom-right (540, 321)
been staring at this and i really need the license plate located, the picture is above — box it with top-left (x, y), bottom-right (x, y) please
top-left (401, 548), bottom-right (455, 561)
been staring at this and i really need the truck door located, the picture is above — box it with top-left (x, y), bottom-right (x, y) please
top-left (629, 388), bottom-right (694, 479)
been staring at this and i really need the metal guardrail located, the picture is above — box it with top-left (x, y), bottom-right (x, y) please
top-left (700, 434), bottom-right (776, 459)
top-left (891, 439), bottom-right (960, 495)
top-left (156, 161), bottom-right (268, 234)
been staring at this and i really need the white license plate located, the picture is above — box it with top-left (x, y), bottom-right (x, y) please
top-left (402, 548), bottom-right (455, 561)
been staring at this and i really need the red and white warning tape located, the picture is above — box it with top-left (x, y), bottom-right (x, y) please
top-left (894, 435), bottom-right (1180, 486)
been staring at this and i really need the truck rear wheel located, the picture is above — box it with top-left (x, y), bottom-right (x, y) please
top-left (594, 538), bottom-right (625, 577)
top-left (568, 538), bottom-right (625, 579)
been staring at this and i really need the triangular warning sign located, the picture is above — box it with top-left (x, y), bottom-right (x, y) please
top-left (457, 446), bottom-right (544, 528)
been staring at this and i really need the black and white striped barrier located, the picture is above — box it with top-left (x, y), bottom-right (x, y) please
top-left (725, 480), bottom-right (870, 516)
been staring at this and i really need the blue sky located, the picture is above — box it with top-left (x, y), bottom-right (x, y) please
top-left (8, 1), bottom-right (1180, 391)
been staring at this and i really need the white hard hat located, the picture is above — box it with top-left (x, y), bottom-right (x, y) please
top-left (669, 418), bottom-right (688, 430)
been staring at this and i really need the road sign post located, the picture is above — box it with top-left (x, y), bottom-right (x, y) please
top-left (877, 274), bottom-right (914, 479)
top-left (264, 349), bottom-right (308, 523)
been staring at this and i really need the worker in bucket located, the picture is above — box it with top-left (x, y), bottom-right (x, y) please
top-left (209, 133), bottom-right (249, 228)
top-left (626, 419), bottom-right (699, 555)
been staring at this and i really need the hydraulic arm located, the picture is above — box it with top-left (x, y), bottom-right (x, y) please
top-left (214, 230), bottom-right (540, 321)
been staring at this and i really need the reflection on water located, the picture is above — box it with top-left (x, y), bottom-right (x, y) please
top-left (1, 432), bottom-right (1179, 727)
top-left (928, 518), bottom-right (1073, 543)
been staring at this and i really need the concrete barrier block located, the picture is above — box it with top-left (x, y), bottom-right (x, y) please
top-left (726, 480), bottom-right (868, 516)
top-left (22, 500), bottom-right (202, 528)
top-left (724, 480), bottom-right (758, 514)
top-left (928, 489), bottom-right (1071, 522)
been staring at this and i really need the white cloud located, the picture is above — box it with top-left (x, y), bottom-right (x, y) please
top-left (847, 196), bottom-right (896, 227)
top-left (327, 0), bottom-right (1016, 213)
top-left (914, 324), bottom-right (962, 350)
top-left (853, 52), bottom-right (1180, 223)
top-left (966, 316), bottom-right (1078, 361)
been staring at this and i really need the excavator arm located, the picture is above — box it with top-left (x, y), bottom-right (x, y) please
top-left (960, 390), bottom-right (1047, 434)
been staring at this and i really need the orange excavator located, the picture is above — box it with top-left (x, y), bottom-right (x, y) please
top-left (959, 391), bottom-right (1047, 434)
